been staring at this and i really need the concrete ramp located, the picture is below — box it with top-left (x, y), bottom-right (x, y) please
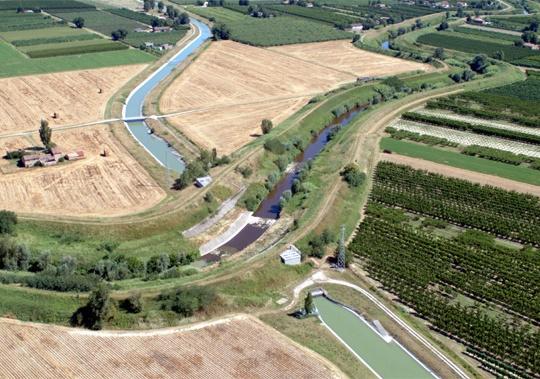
top-left (199, 211), bottom-right (253, 256)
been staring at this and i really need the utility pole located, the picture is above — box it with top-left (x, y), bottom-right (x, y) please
top-left (337, 224), bottom-right (346, 271)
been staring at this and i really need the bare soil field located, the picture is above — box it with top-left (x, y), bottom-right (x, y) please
top-left (0, 315), bottom-right (342, 379)
top-left (382, 153), bottom-right (540, 196)
top-left (0, 125), bottom-right (165, 217)
top-left (166, 97), bottom-right (309, 154)
top-left (269, 40), bottom-right (431, 77)
top-left (0, 65), bottom-right (146, 134)
top-left (160, 40), bottom-right (428, 155)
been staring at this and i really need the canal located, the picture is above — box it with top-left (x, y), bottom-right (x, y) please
top-left (314, 296), bottom-right (436, 379)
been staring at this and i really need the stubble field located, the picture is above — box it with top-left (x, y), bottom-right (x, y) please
top-left (0, 125), bottom-right (165, 217)
top-left (0, 65), bottom-right (147, 134)
top-left (0, 315), bottom-right (342, 379)
top-left (160, 40), bottom-right (429, 155)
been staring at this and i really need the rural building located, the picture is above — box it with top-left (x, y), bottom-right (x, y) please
top-left (65, 151), bottom-right (85, 161)
top-left (153, 26), bottom-right (172, 33)
top-left (280, 245), bottom-right (302, 265)
top-left (351, 23), bottom-right (364, 32)
top-left (195, 176), bottom-right (212, 188)
top-left (159, 44), bottom-right (174, 51)
top-left (134, 27), bottom-right (152, 33)
top-left (470, 17), bottom-right (489, 25)
top-left (21, 154), bottom-right (41, 167)
top-left (524, 42), bottom-right (540, 50)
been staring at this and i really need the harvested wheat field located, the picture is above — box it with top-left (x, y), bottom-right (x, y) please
top-left (269, 40), bottom-right (431, 77)
top-left (167, 97), bottom-right (309, 154)
top-left (160, 40), bottom-right (354, 113)
top-left (0, 315), bottom-right (342, 379)
top-left (160, 40), bottom-right (427, 155)
top-left (0, 125), bottom-right (165, 217)
top-left (0, 65), bottom-right (146, 134)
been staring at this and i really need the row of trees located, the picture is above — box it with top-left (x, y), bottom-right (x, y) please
top-left (350, 205), bottom-right (540, 376)
top-left (371, 161), bottom-right (540, 244)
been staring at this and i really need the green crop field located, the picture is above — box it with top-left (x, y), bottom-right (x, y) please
top-left (22, 39), bottom-right (128, 58)
top-left (0, 0), bottom-right (92, 10)
top-left (0, 25), bottom-right (90, 41)
top-left (50, 9), bottom-right (147, 36)
top-left (451, 27), bottom-right (518, 44)
top-left (188, 6), bottom-right (351, 46)
top-left (417, 32), bottom-right (540, 67)
top-left (0, 40), bottom-right (154, 77)
top-left (265, 4), bottom-right (361, 25)
top-left (0, 10), bottom-right (62, 31)
top-left (486, 15), bottom-right (537, 31)
top-left (380, 138), bottom-right (540, 185)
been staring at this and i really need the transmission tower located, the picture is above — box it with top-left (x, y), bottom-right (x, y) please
top-left (336, 224), bottom-right (346, 270)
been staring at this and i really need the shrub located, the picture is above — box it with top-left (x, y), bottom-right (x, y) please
top-left (263, 138), bottom-right (286, 155)
top-left (0, 210), bottom-right (17, 235)
top-left (261, 119), bottom-right (273, 134)
top-left (340, 164), bottom-right (366, 187)
top-left (159, 286), bottom-right (216, 317)
top-left (120, 292), bottom-right (143, 313)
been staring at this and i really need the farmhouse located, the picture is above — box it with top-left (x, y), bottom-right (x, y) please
top-left (351, 23), bottom-right (364, 32)
top-left (524, 42), bottom-right (540, 50)
top-left (470, 17), bottom-right (489, 25)
top-left (280, 244), bottom-right (302, 265)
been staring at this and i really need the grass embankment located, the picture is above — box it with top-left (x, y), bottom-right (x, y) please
top-left (381, 138), bottom-right (540, 186)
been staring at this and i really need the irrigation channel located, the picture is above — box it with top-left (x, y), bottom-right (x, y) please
top-left (123, 18), bottom-right (212, 173)
top-left (314, 295), bottom-right (437, 379)
top-left (204, 106), bottom-right (368, 261)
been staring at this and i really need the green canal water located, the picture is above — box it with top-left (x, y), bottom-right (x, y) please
top-left (314, 297), bottom-right (435, 379)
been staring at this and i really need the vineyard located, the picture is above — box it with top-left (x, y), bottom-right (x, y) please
top-left (417, 33), bottom-right (540, 68)
top-left (266, 4), bottom-right (361, 25)
top-left (350, 162), bottom-right (540, 377)
top-left (370, 162), bottom-right (540, 244)
top-left (187, 6), bottom-right (351, 46)
top-left (426, 73), bottom-right (540, 127)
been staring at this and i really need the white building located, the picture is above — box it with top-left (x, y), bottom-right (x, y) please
top-left (195, 176), bottom-right (212, 188)
top-left (280, 244), bottom-right (302, 265)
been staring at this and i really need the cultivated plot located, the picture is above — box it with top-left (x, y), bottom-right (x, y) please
top-left (0, 125), bottom-right (165, 217)
top-left (0, 315), bottom-right (342, 379)
top-left (167, 97), bottom-right (310, 154)
top-left (269, 40), bottom-right (431, 77)
top-left (0, 65), bottom-right (146, 134)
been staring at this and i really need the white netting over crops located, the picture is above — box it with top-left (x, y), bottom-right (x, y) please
top-left (391, 120), bottom-right (540, 158)
top-left (415, 109), bottom-right (540, 137)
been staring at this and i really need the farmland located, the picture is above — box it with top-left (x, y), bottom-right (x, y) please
top-left (0, 125), bottom-right (165, 217)
top-left (381, 139), bottom-right (540, 186)
top-left (160, 40), bottom-right (427, 154)
top-left (269, 40), bottom-right (430, 77)
top-left (0, 315), bottom-right (342, 378)
top-left (427, 72), bottom-right (540, 126)
top-left (0, 65), bottom-right (146, 133)
top-left (49, 9), bottom-right (147, 36)
top-left (350, 161), bottom-right (540, 378)
top-left (417, 32), bottom-right (540, 67)
top-left (186, 6), bottom-right (352, 46)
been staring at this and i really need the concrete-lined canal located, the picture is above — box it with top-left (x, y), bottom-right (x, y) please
top-left (314, 296), bottom-right (436, 379)
top-left (123, 18), bottom-right (212, 173)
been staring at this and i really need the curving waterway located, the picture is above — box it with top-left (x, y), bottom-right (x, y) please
top-left (123, 18), bottom-right (212, 173)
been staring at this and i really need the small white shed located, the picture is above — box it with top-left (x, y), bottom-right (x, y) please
top-left (195, 176), bottom-right (212, 188)
top-left (280, 245), bottom-right (302, 265)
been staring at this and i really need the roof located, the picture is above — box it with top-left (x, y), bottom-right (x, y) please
top-left (280, 244), bottom-right (302, 260)
top-left (195, 176), bottom-right (212, 186)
